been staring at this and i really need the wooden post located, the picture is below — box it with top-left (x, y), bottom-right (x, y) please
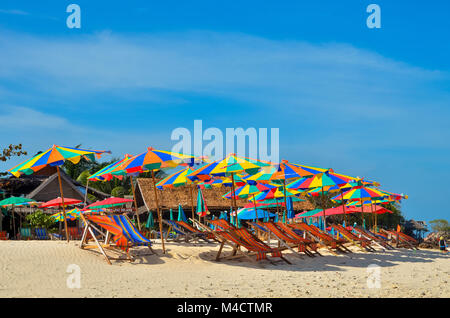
top-left (321, 187), bottom-right (326, 230)
top-left (252, 196), bottom-right (259, 220)
top-left (283, 178), bottom-right (288, 221)
top-left (129, 176), bottom-right (141, 230)
top-left (340, 190), bottom-right (347, 225)
top-left (230, 173), bottom-right (238, 226)
top-left (360, 198), bottom-right (364, 226)
top-left (83, 179), bottom-right (90, 208)
top-left (56, 167), bottom-right (69, 243)
top-left (11, 205), bottom-right (16, 239)
top-left (151, 170), bottom-right (165, 253)
top-left (189, 183), bottom-right (195, 223)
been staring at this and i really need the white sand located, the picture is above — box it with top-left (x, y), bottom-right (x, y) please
top-left (0, 240), bottom-right (448, 298)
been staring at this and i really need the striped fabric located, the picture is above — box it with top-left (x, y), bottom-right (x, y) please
top-left (85, 214), bottom-right (151, 251)
top-left (233, 228), bottom-right (282, 258)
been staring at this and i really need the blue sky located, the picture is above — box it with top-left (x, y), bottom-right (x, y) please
top-left (1, 1), bottom-right (449, 225)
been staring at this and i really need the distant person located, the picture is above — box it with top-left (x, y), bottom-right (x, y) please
top-left (439, 236), bottom-right (448, 253)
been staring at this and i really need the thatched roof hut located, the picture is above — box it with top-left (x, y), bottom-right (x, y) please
top-left (135, 178), bottom-right (314, 215)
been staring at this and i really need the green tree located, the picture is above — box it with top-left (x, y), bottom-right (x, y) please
top-left (111, 186), bottom-right (126, 198)
top-left (25, 210), bottom-right (56, 230)
top-left (429, 219), bottom-right (450, 233)
top-left (76, 170), bottom-right (91, 186)
top-left (0, 144), bottom-right (28, 176)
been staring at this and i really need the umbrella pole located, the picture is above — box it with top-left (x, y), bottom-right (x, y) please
top-left (130, 176), bottom-right (141, 230)
top-left (282, 179), bottom-right (288, 217)
top-left (370, 201), bottom-right (375, 231)
top-left (189, 184), bottom-right (195, 223)
top-left (341, 190), bottom-right (347, 225)
top-left (360, 198), bottom-right (364, 226)
top-left (253, 196), bottom-right (259, 220)
top-left (231, 173), bottom-right (238, 227)
top-left (83, 179), bottom-right (90, 208)
top-left (151, 170), bottom-right (165, 254)
top-left (321, 187), bottom-right (326, 230)
top-left (57, 167), bottom-right (69, 243)
top-left (12, 206), bottom-right (16, 239)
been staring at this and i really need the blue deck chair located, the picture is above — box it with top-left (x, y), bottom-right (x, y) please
top-left (35, 228), bottom-right (49, 240)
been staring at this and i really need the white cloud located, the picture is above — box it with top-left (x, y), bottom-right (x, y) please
top-left (0, 9), bottom-right (29, 16)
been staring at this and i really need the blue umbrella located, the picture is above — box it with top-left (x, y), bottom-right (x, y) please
top-left (177, 204), bottom-right (187, 222)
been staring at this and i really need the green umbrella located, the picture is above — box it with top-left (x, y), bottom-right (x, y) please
top-left (0, 197), bottom-right (37, 239)
top-left (169, 208), bottom-right (174, 221)
top-left (145, 212), bottom-right (154, 229)
top-left (0, 197), bottom-right (36, 207)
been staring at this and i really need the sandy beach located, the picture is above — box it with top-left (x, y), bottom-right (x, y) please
top-left (0, 240), bottom-right (448, 298)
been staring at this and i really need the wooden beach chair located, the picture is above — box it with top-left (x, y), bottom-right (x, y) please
top-left (80, 213), bottom-right (156, 265)
top-left (19, 228), bottom-right (32, 240)
top-left (351, 226), bottom-right (394, 250)
top-left (380, 229), bottom-right (419, 250)
top-left (0, 231), bottom-right (9, 240)
top-left (195, 219), bottom-right (291, 264)
top-left (289, 222), bottom-right (352, 255)
top-left (162, 219), bottom-right (212, 243)
top-left (175, 220), bottom-right (215, 243)
top-left (162, 219), bottom-right (191, 242)
top-left (275, 222), bottom-right (322, 256)
top-left (248, 221), bottom-right (317, 258)
top-left (330, 224), bottom-right (376, 252)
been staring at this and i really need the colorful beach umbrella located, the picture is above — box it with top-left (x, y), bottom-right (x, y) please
top-left (88, 154), bottom-right (133, 182)
top-left (145, 212), bottom-right (154, 229)
top-left (0, 196), bottom-right (38, 238)
top-left (196, 188), bottom-right (208, 217)
top-left (8, 145), bottom-right (110, 243)
top-left (187, 154), bottom-right (269, 225)
top-left (107, 148), bottom-right (195, 253)
top-left (40, 197), bottom-right (82, 208)
top-left (50, 208), bottom-right (82, 222)
top-left (85, 197), bottom-right (133, 209)
top-left (0, 197), bottom-right (37, 207)
top-left (177, 204), bottom-right (187, 222)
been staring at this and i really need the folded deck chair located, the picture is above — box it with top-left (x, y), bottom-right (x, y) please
top-left (198, 219), bottom-right (290, 264)
top-left (381, 229), bottom-right (418, 250)
top-left (351, 226), bottom-right (394, 250)
top-left (19, 228), bottom-right (32, 240)
top-left (289, 222), bottom-right (352, 255)
top-left (330, 224), bottom-right (376, 252)
top-left (175, 220), bottom-right (215, 243)
top-left (80, 214), bottom-right (156, 265)
top-left (162, 219), bottom-right (189, 242)
top-left (34, 228), bottom-right (49, 240)
top-left (0, 231), bottom-right (9, 240)
top-left (271, 222), bottom-right (322, 256)
top-left (249, 222), bottom-right (317, 258)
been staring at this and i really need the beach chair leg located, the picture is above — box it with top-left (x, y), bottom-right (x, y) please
top-left (279, 256), bottom-right (291, 265)
top-left (80, 224), bottom-right (89, 248)
top-left (88, 227), bottom-right (111, 265)
top-left (148, 245), bottom-right (157, 255)
top-left (216, 242), bottom-right (225, 261)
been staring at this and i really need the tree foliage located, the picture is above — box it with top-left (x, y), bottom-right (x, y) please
top-left (429, 219), bottom-right (450, 233)
top-left (0, 144), bottom-right (28, 177)
top-left (25, 210), bottom-right (56, 230)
